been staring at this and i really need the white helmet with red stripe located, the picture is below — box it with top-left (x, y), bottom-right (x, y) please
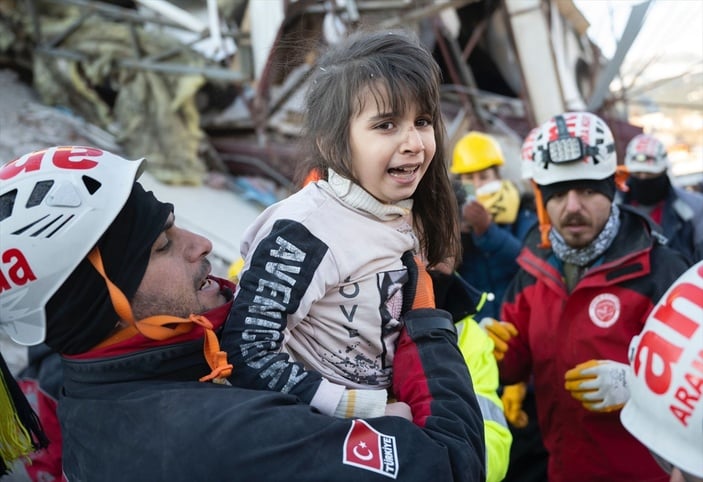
top-left (620, 260), bottom-right (703, 478)
top-left (529, 112), bottom-right (617, 186)
top-left (520, 127), bottom-right (540, 180)
top-left (0, 146), bottom-right (143, 345)
top-left (624, 134), bottom-right (669, 174)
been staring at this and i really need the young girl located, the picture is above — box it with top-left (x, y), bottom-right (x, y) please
top-left (222, 29), bottom-right (460, 419)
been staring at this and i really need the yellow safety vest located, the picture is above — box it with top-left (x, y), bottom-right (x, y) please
top-left (456, 314), bottom-right (512, 482)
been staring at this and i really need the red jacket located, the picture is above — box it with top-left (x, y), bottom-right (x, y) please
top-left (499, 206), bottom-right (689, 482)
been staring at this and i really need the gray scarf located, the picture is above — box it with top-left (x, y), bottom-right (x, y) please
top-left (549, 203), bottom-right (620, 267)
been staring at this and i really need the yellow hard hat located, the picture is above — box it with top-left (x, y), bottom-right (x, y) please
top-left (451, 131), bottom-right (505, 174)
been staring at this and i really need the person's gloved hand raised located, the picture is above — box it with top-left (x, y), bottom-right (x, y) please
top-left (479, 318), bottom-right (518, 361)
top-left (564, 359), bottom-right (630, 412)
top-left (501, 382), bottom-right (528, 428)
top-left (401, 251), bottom-right (435, 311)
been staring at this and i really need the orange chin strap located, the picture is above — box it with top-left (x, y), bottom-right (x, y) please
top-left (87, 248), bottom-right (232, 383)
top-left (530, 180), bottom-right (552, 249)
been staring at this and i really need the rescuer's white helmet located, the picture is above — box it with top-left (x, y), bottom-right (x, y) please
top-left (530, 112), bottom-right (616, 186)
top-left (620, 260), bottom-right (703, 478)
top-left (0, 146), bottom-right (144, 345)
top-left (520, 126), bottom-right (540, 180)
top-left (624, 134), bottom-right (669, 175)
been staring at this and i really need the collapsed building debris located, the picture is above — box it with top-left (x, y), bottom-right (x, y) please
top-left (0, 0), bottom-right (640, 199)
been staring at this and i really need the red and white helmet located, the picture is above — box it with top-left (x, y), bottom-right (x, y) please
top-left (520, 127), bottom-right (540, 180)
top-left (620, 260), bottom-right (703, 478)
top-left (529, 112), bottom-right (616, 186)
top-left (624, 134), bottom-right (669, 174)
top-left (0, 146), bottom-right (143, 345)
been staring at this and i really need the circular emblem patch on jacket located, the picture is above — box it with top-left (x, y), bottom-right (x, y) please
top-left (588, 293), bottom-right (621, 327)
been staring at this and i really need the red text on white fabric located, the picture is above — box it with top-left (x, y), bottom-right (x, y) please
top-left (633, 263), bottom-right (703, 427)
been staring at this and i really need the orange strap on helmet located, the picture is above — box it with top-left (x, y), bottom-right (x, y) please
top-left (87, 248), bottom-right (232, 383)
top-left (530, 180), bottom-right (552, 249)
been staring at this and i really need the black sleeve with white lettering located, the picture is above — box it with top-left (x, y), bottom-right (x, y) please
top-left (221, 219), bottom-right (329, 403)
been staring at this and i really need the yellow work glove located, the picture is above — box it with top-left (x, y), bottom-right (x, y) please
top-left (564, 359), bottom-right (630, 412)
top-left (478, 318), bottom-right (518, 361)
top-left (501, 382), bottom-right (528, 428)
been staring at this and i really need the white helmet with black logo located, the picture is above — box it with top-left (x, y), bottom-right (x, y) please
top-left (529, 112), bottom-right (617, 186)
top-left (0, 146), bottom-right (143, 345)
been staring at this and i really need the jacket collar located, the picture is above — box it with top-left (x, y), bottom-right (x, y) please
top-left (320, 169), bottom-right (413, 221)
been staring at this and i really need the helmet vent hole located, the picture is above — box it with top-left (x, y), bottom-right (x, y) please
top-left (82, 175), bottom-right (101, 195)
top-left (27, 181), bottom-right (54, 207)
top-left (0, 189), bottom-right (17, 222)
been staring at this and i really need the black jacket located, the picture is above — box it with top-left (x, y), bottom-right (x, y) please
top-left (58, 309), bottom-right (485, 482)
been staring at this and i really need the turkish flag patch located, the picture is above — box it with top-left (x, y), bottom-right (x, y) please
top-left (342, 419), bottom-right (399, 479)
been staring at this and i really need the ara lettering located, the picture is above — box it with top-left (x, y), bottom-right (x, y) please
top-left (669, 349), bottom-right (703, 427)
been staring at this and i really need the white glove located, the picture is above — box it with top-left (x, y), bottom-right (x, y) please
top-left (564, 360), bottom-right (630, 412)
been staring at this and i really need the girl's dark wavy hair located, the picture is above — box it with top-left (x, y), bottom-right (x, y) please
top-left (295, 29), bottom-right (460, 267)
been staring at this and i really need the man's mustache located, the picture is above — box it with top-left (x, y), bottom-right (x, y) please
top-left (562, 214), bottom-right (589, 225)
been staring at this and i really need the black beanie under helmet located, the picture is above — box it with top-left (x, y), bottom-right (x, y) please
top-left (45, 183), bottom-right (173, 355)
top-left (538, 175), bottom-right (616, 205)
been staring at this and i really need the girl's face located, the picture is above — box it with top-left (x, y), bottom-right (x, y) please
top-left (348, 86), bottom-right (435, 204)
